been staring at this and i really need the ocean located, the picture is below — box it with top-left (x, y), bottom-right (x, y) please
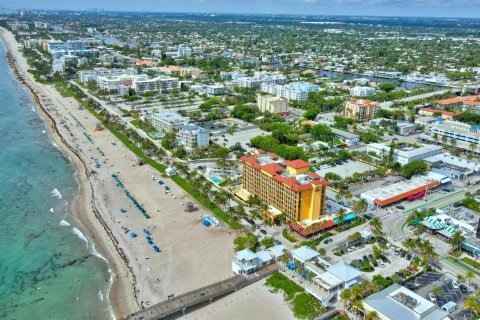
top-left (0, 42), bottom-right (113, 319)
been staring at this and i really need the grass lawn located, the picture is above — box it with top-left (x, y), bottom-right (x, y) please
top-left (300, 232), bottom-right (332, 250)
top-left (292, 292), bottom-right (325, 320)
top-left (282, 229), bottom-right (298, 243)
top-left (265, 272), bottom-right (304, 301)
top-left (462, 257), bottom-right (480, 270)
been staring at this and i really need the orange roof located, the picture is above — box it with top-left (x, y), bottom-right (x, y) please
top-left (348, 99), bottom-right (379, 107)
top-left (437, 95), bottom-right (480, 106)
top-left (419, 108), bottom-right (462, 117)
top-left (241, 154), bottom-right (329, 193)
top-left (285, 159), bottom-right (310, 169)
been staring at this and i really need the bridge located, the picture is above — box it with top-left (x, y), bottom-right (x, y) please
top-left (124, 263), bottom-right (279, 320)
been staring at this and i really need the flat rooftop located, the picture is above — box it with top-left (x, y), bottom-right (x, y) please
top-left (424, 153), bottom-right (480, 172)
top-left (361, 172), bottom-right (445, 202)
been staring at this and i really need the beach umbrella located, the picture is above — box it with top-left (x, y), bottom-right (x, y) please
top-left (130, 232), bottom-right (137, 238)
top-left (153, 245), bottom-right (160, 252)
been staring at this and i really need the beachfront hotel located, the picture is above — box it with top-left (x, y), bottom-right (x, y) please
top-left (239, 153), bottom-right (329, 233)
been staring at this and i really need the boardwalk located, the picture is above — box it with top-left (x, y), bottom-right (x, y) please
top-left (124, 263), bottom-right (279, 320)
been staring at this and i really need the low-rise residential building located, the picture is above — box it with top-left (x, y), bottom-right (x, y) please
top-left (436, 95), bottom-right (480, 113)
top-left (418, 107), bottom-right (462, 120)
top-left (206, 84), bottom-right (226, 96)
top-left (367, 143), bottom-right (443, 165)
top-left (423, 119), bottom-right (480, 153)
top-left (236, 71), bottom-right (286, 88)
top-left (331, 128), bottom-right (360, 146)
top-left (177, 124), bottom-right (209, 149)
top-left (396, 122), bottom-right (417, 136)
top-left (52, 59), bottom-right (65, 73)
top-left (349, 86), bottom-right (376, 97)
top-left (132, 75), bottom-right (179, 92)
top-left (256, 93), bottom-right (289, 113)
top-left (344, 99), bottom-right (380, 121)
top-left (260, 83), bottom-right (310, 101)
top-left (47, 41), bottom-right (86, 53)
top-left (150, 112), bottom-right (189, 132)
top-left (363, 284), bottom-right (449, 320)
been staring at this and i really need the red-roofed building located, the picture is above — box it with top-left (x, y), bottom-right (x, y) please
top-left (418, 107), bottom-right (462, 120)
top-left (344, 99), bottom-right (380, 121)
top-left (240, 153), bottom-right (329, 233)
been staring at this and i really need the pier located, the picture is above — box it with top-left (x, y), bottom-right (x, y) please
top-left (124, 263), bottom-right (279, 320)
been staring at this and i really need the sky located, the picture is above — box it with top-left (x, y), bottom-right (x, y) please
top-left (4, 0), bottom-right (480, 18)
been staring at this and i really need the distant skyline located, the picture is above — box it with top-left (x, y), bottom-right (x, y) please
top-left (3, 0), bottom-right (480, 18)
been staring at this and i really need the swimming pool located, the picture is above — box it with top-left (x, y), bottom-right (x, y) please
top-left (210, 176), bottom-right (221, 184)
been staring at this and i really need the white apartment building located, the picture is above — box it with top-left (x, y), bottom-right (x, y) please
top-left (260, 83), bottom-right (308, 101)
top-left (349, 86), bottom-right (376, 97)
top-left (78, 68), bottom-right (137, 84)
top-left (132, 75), bottom-right (179, 92)
top-left (236, 71), bottom-right (286, 88)
top-left (150, 112), bottom-right (189, 132)
top-left (52, 59), bottom-right (65, 73)
top-left (177, 124), bottom-right (210, 149)
top-left (367, 143), bottom-right (443, 165)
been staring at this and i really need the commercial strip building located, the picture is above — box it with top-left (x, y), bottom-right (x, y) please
top-left (150, 112), bottom-right (189, 132)
top-left (418, 107), bottom-right (462, 120)
top-left (360, 172), bottom-right (450, 207)
top-left (177, 124), bottom-right (210, 149)
top-left (240, 153), bottom-right (330, 232)
top-left (344, 99), bottom-right (380, 121)
top-left (363, 284), bottom-right (449, 320)
top-left (424, 153), bottom-right (480, 180)
top-left (256, 93), bottom-right (289, 113)
top-left (423, 119), bottom-right (480, 153)
top-left (366, 143), bottom-right (443, 165)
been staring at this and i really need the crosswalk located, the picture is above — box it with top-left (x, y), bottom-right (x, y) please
top-left (375, 211), bottom-right (406, 220)
top-left (393, 232), bottom-right (414, 242)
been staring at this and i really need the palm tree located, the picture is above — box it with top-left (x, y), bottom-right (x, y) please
top-left (465, 291), bottom-right (480, 317)
top-left (465, 271), bottom-right (475, 286)
top-left (432, 286), bottom-right (442, 297)
top-left (369, 217), bottom-right (383, 238)
top-left (351, 300), bottom-right (364, 320)
top-left (353, 198), bottom-right (368, 220)
top-left (337, 208), bottom-right (347, 226)
top-left (448, 231), bottom-right (466, 253)
top-left (364, 311), bottom-right (379, 320)
top-left (340, 289), bottom-right (353, 309)
top-left (403, 238), bottom-right (416, 256)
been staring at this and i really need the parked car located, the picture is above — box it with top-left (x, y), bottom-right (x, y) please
top-left (453, 202), bottom-right (462, 208)
top-left (400, 251), bottom-right (407, 258)
top-left (368, 254), bottom-right (374, 260)
top-left (274, 239), bottom-right (282, 245)
top-left (396, 205), bottom-right (405, 210)
top-left (429, 293), bottom-right (436, 303)
top-left (259, 229), bottom-right (267, 235)
top-left (378, 260), bottom-right (385, 267)
top-left (406, 265), bottom-right (415, 271)
top-left (452, 280), bottom-right (460, 289)
top-left (362, 255), bottom-right (369, 261)
top-left (460, 284), bottom-right (469, 293)
top-left (324, 238), bottom-right (333, 244)
top-left (406, 254), bottom-right (412, 260)
top-left (379, 254), bottom-right (389, 262)
top-left (347, 246), bottom-right (356, 252)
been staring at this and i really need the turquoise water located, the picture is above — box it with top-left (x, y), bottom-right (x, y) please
top-left (0, 42), bottom-right (112, 319)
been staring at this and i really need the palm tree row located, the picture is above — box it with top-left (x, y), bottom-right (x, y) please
top-left (402, 237), bottom-right (437, 266)
top-left (340, 281), bottom-right (381, 320)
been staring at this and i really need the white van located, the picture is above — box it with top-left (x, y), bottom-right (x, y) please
top-left (442, 301), bottom-right (457, 314)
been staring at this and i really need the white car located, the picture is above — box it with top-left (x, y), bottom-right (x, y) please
top-left (378, 260), bottom-right (385, 267)
top-left (429, 293), bottom-right (436, 302)
top-left (452, 280), bottom-right (460, 289)
top-left (347, 247), bottom-right (356, 252)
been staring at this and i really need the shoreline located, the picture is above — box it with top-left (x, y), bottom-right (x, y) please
top-left (0, 28), bottom-right (139, 318)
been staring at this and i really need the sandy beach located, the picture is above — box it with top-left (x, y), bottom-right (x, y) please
top-left (181, 279), bottom-right (295, 320)
top-left (0, 27), bottom-right (235, 318)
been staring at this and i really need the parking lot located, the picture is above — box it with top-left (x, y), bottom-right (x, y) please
top-left (315, 159), bottom-right (377, 179)
top-left (413, 272), bottom-right (474, 319)
top-left (330, 242), bottom-right (410, 279)
top-left (211, 126), bottom-right (269, 149)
